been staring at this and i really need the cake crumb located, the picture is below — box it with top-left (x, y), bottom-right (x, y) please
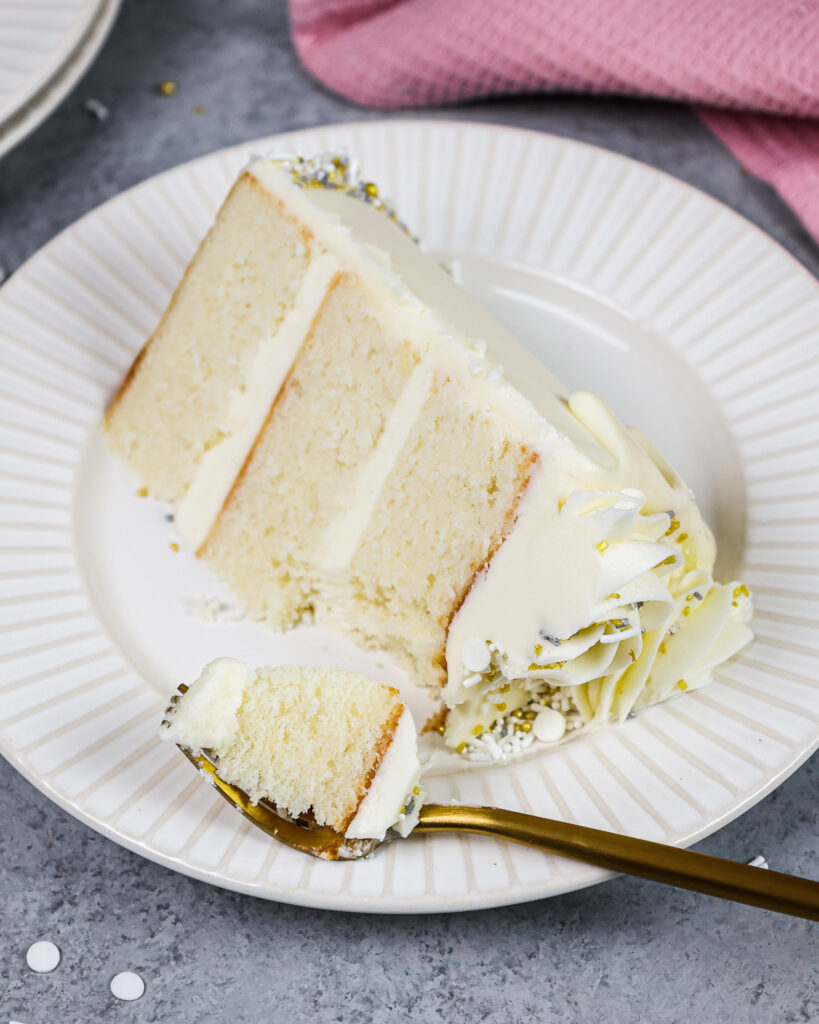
top-left (185, 594), bottom-right (242, 623)
top-left (83, 98), bottom-right (109, 121)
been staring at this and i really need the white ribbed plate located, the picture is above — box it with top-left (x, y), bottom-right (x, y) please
top-left (1, 121), bottom-right (817, 913)
top-left (0, 0), bottom-right (121, 159)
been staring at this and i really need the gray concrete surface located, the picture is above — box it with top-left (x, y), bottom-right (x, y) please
top-left (1, 1), bottom-right (817, 1022)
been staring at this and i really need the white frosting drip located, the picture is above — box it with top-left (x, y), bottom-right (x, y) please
top-left (345, 708), bottom-right (421, 840)
top-left (175, 253), bottom-right (341, 550)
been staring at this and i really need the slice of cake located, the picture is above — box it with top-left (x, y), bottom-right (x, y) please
top-left (162, 659), bottom-right (422, 842)
top-left (107, 153), bottom-right (753, 758)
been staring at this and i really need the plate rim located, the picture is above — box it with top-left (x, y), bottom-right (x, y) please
top-left (0, 0), bottom-right (122, 161)
top-left (1, 118), bottom-right (817, 913)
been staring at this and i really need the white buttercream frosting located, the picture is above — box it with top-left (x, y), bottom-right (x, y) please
top-left (345, 708), bottom-right (422, 840)
top-left (175, 252), bottom-right (341, 550)
top-left (444, 393), bottom-right (753, 752)
top-left (163, 657), bottom-right (249, 752)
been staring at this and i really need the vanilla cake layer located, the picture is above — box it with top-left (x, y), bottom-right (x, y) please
top-left (316, 376), bottom-right (536, 684)
top-left (201, 272), bottom-right (424, 626)
top-left (104, 173), bottom-right (333, 539)
top-left (163, 659), bottom-right (421, 840)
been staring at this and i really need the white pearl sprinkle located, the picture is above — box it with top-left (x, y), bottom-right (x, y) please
top-left (462, 637), bottom-right (491, 673)
top-left (26, 940), bottom-right (60, 973)
top-left (110, 971), bottom-right (145, 1001)
top-left (533, 707), bottom-right (566, 743)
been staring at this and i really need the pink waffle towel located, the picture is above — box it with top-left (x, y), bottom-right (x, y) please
top-left (290, 0), bottom-right (819, 244)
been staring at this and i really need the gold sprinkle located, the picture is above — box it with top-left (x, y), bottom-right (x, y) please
top-left (472, 724), bottom-right (483, 737)
top-left (158, 79), bottom-right (178, 96)
top-left (400, 805), bottom-right (406, 815)
top-left (609, 592), bottom-right (621, 600)
top-left (499, 683), bottom-right (510, 693)
top-left (732, 600), bottom-right (738, 607)
top-left (665, 518), bottom-right (680, 535)
top-left (456, 742), bottom-right (467, 754)
top-left (597, 540), bottom-right (609, 553)
top-left (662, 555), bottom-right (677, 567)
top-left (137, 487), bottom-right (148, 497)
top-left (527, 663), bottom-right (541, 672)
top-left (170, 542), bottom-right (179, 552)
top-left (524, 711), bottom-right (536, 721)
top-left (683, 606), bottom-right (691, 617)
top-left (512, 708), bottom-right (524, 719)
top-left (193, 104), bottom-right (205, 116)
top-left (658, 641), bottom-right (667, 655)
top-left (733, 584), bottom-right (750, 599)
top-left (496, 702), bottom-right (507, 712)
top-left (677, 532), bottom-right (689, 543)
top-left (629, 650), bottom-right (637, 663)
top-left (436, 724), bottom-right (446, 735)
top-left (413, 786), bottom-right (420, 795)
top-left (677, 679), bottom-right (687, 691)
top-left (520, 721), bottom-right (532, 733)
top-left (363, 182), bottom-right (378, 198)
top-left (534, 643), bottom-right (543, 656)
top-left (544, 661), bottom-right (566, 670)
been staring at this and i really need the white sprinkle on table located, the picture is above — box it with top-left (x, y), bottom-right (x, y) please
top-left (26, 940), bottom-right (60, 973)
top-left (111, 971), bottom-right (145, 1001)
top-left (747, 854), bottom-right (769, 870)
top-left (83, 98), bottom-right (110, 121)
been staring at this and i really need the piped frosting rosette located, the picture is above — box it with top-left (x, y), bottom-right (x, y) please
top-left (443, 392), bottom-right (753, 759)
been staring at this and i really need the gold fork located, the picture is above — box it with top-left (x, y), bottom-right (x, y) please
top-left (177, 746), bottom-right (819, 920)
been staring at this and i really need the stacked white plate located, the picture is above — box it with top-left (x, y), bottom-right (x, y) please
top-left (0, 0), bottom-right (121, 159)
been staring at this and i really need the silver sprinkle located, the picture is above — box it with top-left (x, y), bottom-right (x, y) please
top-left (540, 632), bottom-right (561, 647)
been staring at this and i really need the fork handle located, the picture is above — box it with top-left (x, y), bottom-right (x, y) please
top-left (415, 805), bottom-right (819, 920)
